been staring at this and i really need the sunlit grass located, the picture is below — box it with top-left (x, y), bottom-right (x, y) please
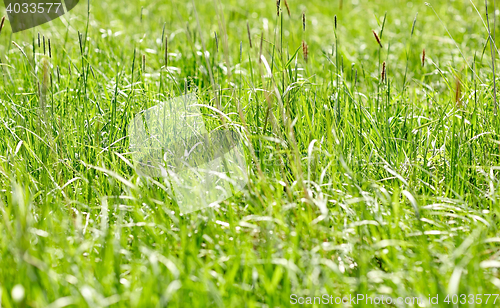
top-left (1, 0), bottom-right (500, 307)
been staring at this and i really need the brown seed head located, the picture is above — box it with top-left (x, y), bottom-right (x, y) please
top-left (421, 48), bottom-right (426, 67)
top-left (277, 0), bottom-right (280, 16)
top-left (284, 0), bottom-right (291, 16)
top-left (302, 40), bottom-right (308, 63)
top-left (372, 30), bottom-right (382, 48)
top-left (0, 16), bottom-right (5, 36)
top-left (302, 12), bottom-right (306, 31)
top-left (381, 61), bottom-right (386, 82)
top-left (455, 75), bottom-right (462, 107)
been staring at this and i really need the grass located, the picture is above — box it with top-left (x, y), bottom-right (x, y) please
top-left (1, 0), bottom-right (500, 307)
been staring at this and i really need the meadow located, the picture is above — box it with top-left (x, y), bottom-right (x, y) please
top-left (1, 0), bottom-right (500, 306)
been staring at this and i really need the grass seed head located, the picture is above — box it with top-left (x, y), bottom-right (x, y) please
top-left (40, 56), bottom-right (50, 113)
top-left (455, 75), bottom-right (462, 107)
top-left (277, 0), bottom-right (280, 16)
top-left (422, 48), bottom-right (425, 67)
top-left (259, 32), bottom-right (263, 63)
top-left (334, 15), bottom-right (337, 29)
top-left (165, 36), bottom-right (168, 66)
top-left (240, 41), bottom-right (242, 62)
top-left (381, 61), bottom-right (386, 82)
top-left (247, 21), bottom-right (252, 48)
top-left (0, 16), bottom-right (5, 36)
top-left (372, 30), bottom-right (382, 48)
top-left (48, 38), bottom-right (52, 58)
top-left (284, 0), bottom-right (291, 16)
top-left (142, 54), bottom-right (146, 72)
top-left (302, 40), bottom-right (308, 63)
top-left (302, 12), bottom-right (306, 31)
top-left (411, 13), bottom-right (418, 36)
top-left (215, 31), bottom-right (219, 52)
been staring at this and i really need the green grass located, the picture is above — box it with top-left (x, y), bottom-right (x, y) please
top-left (1, 0), bottom-right (500, 307)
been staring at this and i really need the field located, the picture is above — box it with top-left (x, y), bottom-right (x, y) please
top-left (1, 0), bottom-right (500, 307)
